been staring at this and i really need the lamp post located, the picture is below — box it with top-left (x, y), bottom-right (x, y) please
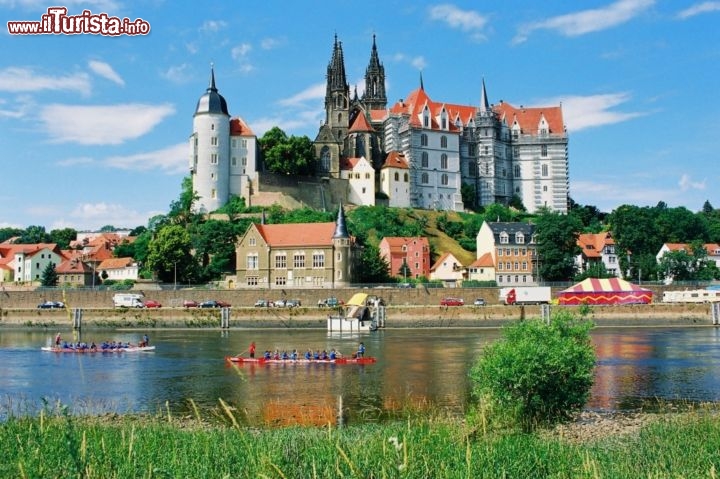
top-left (174, 261), bottom-right (178, 291)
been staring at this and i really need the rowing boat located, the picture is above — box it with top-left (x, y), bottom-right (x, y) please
top-left (41, 346), bottom-right (156, 353)
top-left (225, 356), bottom-right (376, 365)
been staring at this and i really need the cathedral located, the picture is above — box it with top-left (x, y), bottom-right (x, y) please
top-left (190, 35), bottom-right (569, 215)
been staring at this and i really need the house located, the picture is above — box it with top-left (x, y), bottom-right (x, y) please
top-left (96, 257), bottom-right (139, 282)
top-left (467, 252), bottom-right (496, 282)
top-left (235, 204), bottom-right (359, 289)
top-left (56, 257), bottom-right (96, 287)
top-left (339, 156), bottom-right (375, 206)
top-left (476, 221), bottom-right (538, 286)
top-left (4, 243), bottom-right (65, 284)
top-left (656, 243), bottom-right (720, 278)
top-left (379, 151), bottom-right (410, 208)
top-left (378, 236), bottom-right (431, 280)
top-left (429, 252), bottom-right (465, 287)
top-left (576, 232), bottom-right (621, 277)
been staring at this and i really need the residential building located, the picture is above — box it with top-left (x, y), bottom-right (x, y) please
top-left (235, 204), bottom-right (358, 289)
top-left (378, 236), bottom-right (431, 280)
top-left (56, 257), bottom-right (95, 287)
top-left (576, 232), bottom-right (621, 277)
top-left (429, 252), bottom-right (465, 287)
top-left (467, 252), bottom-right (496, 282)
top-left (379, 151), bottom-right (410, 208)
top-left (189, 66), bottom-right (258, 213)
top-left (657, 243), bottom-right (720, 269)
top-left (9, 243), bottom-right (64, 284)
top-left (97, 257), bottom-right (140, 282)
top-left (476, 221), bottom-right (538, 286)
top-left (340, 156), bottom-right (375, 206)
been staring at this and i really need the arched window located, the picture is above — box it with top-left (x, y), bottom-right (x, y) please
top-left (441, 174), bottom-right (449, 186)
top-left (514, 165), bottom-right (520, 178)
top-left (404, 173), bottom-right (408, 182)
top-left (421, 173), bottom-right (429, 184)
top-left (421, 152), bottom-right (429, 168)
top-left (440, 154), bottom-right (448, 169)
top-left (394, 172), bottom-right (399, 181)
top-left (440, 136), bottom-right (447, 148)
top-left (420, 134), bottom-right (428, 146)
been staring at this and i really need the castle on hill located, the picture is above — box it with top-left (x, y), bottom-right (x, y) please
top-left (190, 35), bottom-right (569, 215)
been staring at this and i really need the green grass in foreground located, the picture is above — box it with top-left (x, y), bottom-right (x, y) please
top-left (3, 409), bottom-right (720, 478)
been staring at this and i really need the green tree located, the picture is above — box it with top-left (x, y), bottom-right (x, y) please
top-left (574, 261), bottom-right (615, 281)
top-left (40, 262), bottom-right (59, 287)
top-left (508, 194), bottom-right (526, 212)
top-left (169, 176), bottom-right (201, 221)
top-left (259, 127), bottom-right (317, 176)
top-left (469, 310), bottom-right (595, 431)
top-left (99, 225), bottom-right (117, 232)
top-left (146, 225), bottom-right (197, 284)
top-left (49, 228), bottom-right (77, 249)
top-left (193, 220), bottom-right (242, 281)
top-left (535, 209), bottom-right (582, 282)
top-left (460, 183), bottom-right (477, 211)
top-left (357, 243), bottom-right (392, 284)
top-left (657, 241), bottom-right (720, 282)
top-left (0, 227), bottom-right (23, 243)
top-left (19, 225), bottom-right (51, 244)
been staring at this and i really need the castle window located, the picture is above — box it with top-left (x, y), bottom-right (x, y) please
top-left (441, 154), bottom-right (448, 169)
top-left (514, 165), bottom-right (520, 178)
top-left (293, 253), bottom-right (305, 268)
top-left (440, 136), bottom-right (447, 148)
top-left (421, 152), bottom-right (429, 168)
top-left (513, 146), bottom-right (519, 158)
top-left (312, 252), bottom-right (325, 268)
top-left (210, 154), bottom-right (218, 164)
top-left (420, 134), bottom-right (428, 146)
top-left (275, 253), bottom-right (287, 269)
top-left (231, 157), bottom-right (237, 166)
top-left (394, 172), bottom-right (399, 181)
top-left (211, 124), bottom-right (215, 130)
top-left (441, 174), bottom-right (449, 186)
top-left (541, 145), bottom-right (548, 157)
top-left (211, 188), bottom-right (216, 199)
top-left (468, 144), bottom-right (476, 155)
top-left (241, 139), bottom-right (247, 148)
top-left (421, 173), bottom-right (429, 184)
top-left (542, 164), bottom-right (548, 176)
top-left (404, 173), bottom-right (408, 182)
top-left (242, 157), bottom-right (247, 166)
top-left (211, 136), bottom-right (218, 146)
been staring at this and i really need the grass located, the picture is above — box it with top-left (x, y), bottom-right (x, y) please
top-left (2, 401), bottom-right (720, 478)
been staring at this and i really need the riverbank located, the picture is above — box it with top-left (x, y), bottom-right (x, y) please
top-left (0, 302), bottom-right (714, 329)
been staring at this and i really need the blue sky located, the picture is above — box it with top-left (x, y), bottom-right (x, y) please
top-left (1, 0), bottom-right (719, 232)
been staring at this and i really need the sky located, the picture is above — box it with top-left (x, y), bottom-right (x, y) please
top-left (1, 0), bottom-right (719, 232)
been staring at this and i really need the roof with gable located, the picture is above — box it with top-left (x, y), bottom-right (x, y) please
top-left (661, 242), bottom-right (720, 256)
top-left (487, 222), bottom-right (536, 243)
top-left (388, 86), bottom-right (564, 134)
top-left (339, 157), bottom-right (368, 171)
top-left (379, 236), bottom-right (429, 253)
top-left (348, 112), bottom-right (373, 133)
top-left (430, 251), bottom-right (463, 272)
top-left (469, 252), bottom-right (495, 268)
top-left (254, 222), bottom-right (338, 248)
top-left (382, 151), bottom-right (409, 170)
top-left (578, 232), bottom-right (615, 259)
top-left (230, 116), bottom-right (255, 136)
top-left (56, 257), bottom-right (93, 274)
top-left (97, 257), bottom-right (136, 270)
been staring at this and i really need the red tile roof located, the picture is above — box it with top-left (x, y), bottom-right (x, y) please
top-left (340, 157), bottom-right (365, 171)
top-left (577, 232), bottom-right (614, 259)
top-left (255, 222), bottom-right (338, 247)
top-left (495, 101), bottom-right (564, 135)
top-left (382, 151), bottom-right (409, 169)
top-left (230, 117), bottom-right (255, 136)
top-left (349, 112), bottom-right (373, 132)
top-left (469, 252), bottom-right (495, 268)
top-left (97, 257), bottom-right (136, 270)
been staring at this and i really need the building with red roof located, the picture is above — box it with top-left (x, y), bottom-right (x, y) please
top-left (378, 236), bottom-right (431, 280)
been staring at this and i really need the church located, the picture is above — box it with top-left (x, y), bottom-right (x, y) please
top-left (190, 35), bottom-right (569, 215)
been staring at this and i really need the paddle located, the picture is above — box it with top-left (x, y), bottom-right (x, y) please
top-left (235, 347), bottom-right (248, 358)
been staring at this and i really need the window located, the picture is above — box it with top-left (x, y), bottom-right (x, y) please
top-left (515, 233), bottom-right (525, 244)
top-left (241, 139), bottom-right (247, 148)
top-left (541, 145), bottom-right (548, 157)
top-left (404, 173), bottom-right (408, 182)
top-left (312, 252), bottom-right (324, 268)
top-left (499, 232), bottom-right (509, 244)
top-left (365, 173), bottom-right (371, 179)
top-left (513, 146), bottom-right (519, 158)
top-left (498, 262), bottom-right (503, 270)
top-left (231, 157), bottom-right (237, 166)
top-left (211, 188), bottom-right (216, 199)
top-left (275, 253), bottom-right (287, 269)
top-left (421, 134), bottom-right (428, 146)
top-left (232, 139), bottom-right (237, 148)
top-left (441, 174), bottom-right (449, 186)
top-left (394, 172), bottom-right (399, 181)
top-left (294, 253), bottom-right (305, 268)
top-left (249, 237), bottom-right (256, 246)
top-left (210, 154), bottom-right (218, 164)
top-left (498, 249), bottom-right (503, 256)
top-left (440, 136), bottom-right (447, 148)
top-left (421, 152), bottom-right (429, 167)
top-left (421, 172), bottom-right (429, 184)
top-left (242, 157), bottom-right (247, 166)
top-left (468, 144), bottom-right (476, 155)
top-left (275, 276), bottom-right (286, 286)
top-left (440, 154), bottom-right (448, 169)
top-left (246, 276), bottom-right (258, 286)
top-left (211, 136), bottom-right (218, 146)
top-left (514, 165), bottom-right (520, 178)
top-left (247, 254), bottom-right (258, 270)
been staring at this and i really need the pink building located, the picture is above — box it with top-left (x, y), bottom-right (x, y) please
top-left (378, 237), bottom-right (431, 280)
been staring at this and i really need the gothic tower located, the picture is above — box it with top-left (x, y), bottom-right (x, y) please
top-left (190, 66), bottom-right (230, 213)
top-left (331, 203), bottom-right (354, 286)
top-left (361, 34), bottom-right (387, 111)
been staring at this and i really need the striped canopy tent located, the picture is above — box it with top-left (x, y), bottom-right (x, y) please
top-left (558, 277), bottom-right (653, 305)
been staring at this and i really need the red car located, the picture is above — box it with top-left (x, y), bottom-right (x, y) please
top-left (440, 297), bottom-right (464, 307)
top-left (183, 299), bottom-right (198, 308)
top-left (144, 299), bottom-right (162, 308)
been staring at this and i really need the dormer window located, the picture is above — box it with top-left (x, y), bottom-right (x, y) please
top-left (499, 232), bottom-right (509, 244)
top-left (515, 232), bottom-right (525, 244)
top-left (423, 106), bottom-right (430, 128)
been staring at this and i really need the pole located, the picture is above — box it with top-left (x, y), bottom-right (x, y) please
top-left (174, 262), bottom-right (177, 290)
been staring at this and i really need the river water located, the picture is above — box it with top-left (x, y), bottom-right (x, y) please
top-left (2, 326), bottom-right (720, 425)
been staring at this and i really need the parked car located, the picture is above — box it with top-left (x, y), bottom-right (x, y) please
top-left (318, 297), bottom-right (342, 308)
top-left (183, 299), bottom-right (199, 308)
top-left (254, 299), bottom-right (273, 307)
top-left (199, 300), bottom-right (231, 308)
top-left (473, 298), bottom-right (486, 306)
top-left (398, 283), bottom-right (413, 289)
top-left (37, 300), bottom-right (65, 309)
top-left (285, 299), bottom-right (302, 308)
top-left (274, 299), bottom-right (287, 307)
top-left (144, 299), bottom-right (162, 308)
top-left (440, 297), bottom-right (464, 307)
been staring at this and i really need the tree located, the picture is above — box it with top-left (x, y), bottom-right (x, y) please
top-left (469, 310), bottom-right (595, 431)
top-left (535, 209), bottom-right (582, 282)
top-left (169, 176), bottom-right (201, 222)
top-left (508, 194), bottom-right (526, 212)
top-left (357, 243), bottom-right (392, 284)
top-left (40, 262), bottom-right (59, 287)
top-left (574, 261), bottom-right (615, 281)
top-left (460, 183), bottom-right (477, 211)
top-left (99, 225), bottom-right (117, 232)
top-left (146, 225), bottom-right (198, 284)
top-left (259, 127), bottom-right (317, 176)
top-left (19, 225), bottom-right (50, 244)
top-left (49, 228), bottom-right (77, 250)
top-left (0, 227), bottom-right (23, 243)
top-left (193, 220), bottom-right (242, 281)
top-left (657, 241), bottom-right (720, 283)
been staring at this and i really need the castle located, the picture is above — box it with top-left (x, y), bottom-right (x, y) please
top-left (190, 36), bottom-right (569, 214)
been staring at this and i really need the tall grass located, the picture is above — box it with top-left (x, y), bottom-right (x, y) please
top-left (2, 402), bottom-right (720, 478)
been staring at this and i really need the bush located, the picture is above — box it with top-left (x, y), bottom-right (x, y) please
top-left (469, 310), bottom-right (595, 431)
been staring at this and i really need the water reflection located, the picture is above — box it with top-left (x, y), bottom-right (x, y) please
top-left (2, 327), bottom-right (720, 424)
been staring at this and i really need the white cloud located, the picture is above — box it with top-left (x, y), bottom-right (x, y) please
top-left (392, 53), bottom-right (427, 71)
top-left (40, 103), bottom-right (175, 145)
top-left (678, 174), bottom-right (706, 191)
top-left (57, 156), bottom-right (95, 167)
top-left (103, 142), bottom-right (188, 174)
top-left (513, 0), bottom-right (654, 44)
top-left (62, 202), bottom-right (161, 231)
top-left (88, 60), bottom-right (124, 86)
top-left (162, 63), bottom-right (192, 84)
top-left (428, 4), bottom-right (489, 41)
top-left (0, 67), bottom-right (90, 93)
top-left (277, 83), bottom-right (325, 107)
top-left (676, 1), bottom-right (720, 19)
top-left (544, 92), bottom-right (646, 131)
top-left (261, 37), bottom-right (283, 50)
top-left (231, 43), bottom-right (252, 59)
top-left (0, 94), bottom-right (34, 118)
top-left (200, 20), bottom-right (226, 33)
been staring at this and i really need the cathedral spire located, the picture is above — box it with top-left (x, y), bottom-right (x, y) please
top-left (479, 77), bottom-right (490, 113)
top-left (332, 202), bottom-right (349, 239)
top-left (419, 71), bottom-right (424, 91)
top-left (327, 34), bottom-right (348, 93)
top-left (362, 34), bottom-right (387, 110)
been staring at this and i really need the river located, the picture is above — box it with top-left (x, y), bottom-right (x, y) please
top-left (2, 326), bottom-right (720, 425)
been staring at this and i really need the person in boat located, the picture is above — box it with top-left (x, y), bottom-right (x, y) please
top-left (249, 341), bottom-right (256, 358)
top-left (320, 350), bottom-right (328, 360)
top-left (329, 349), bottom-right (337, 360)
top-left (304, 349), bottom-right (312, 360)
top-left (313, 350), bottom-right (320, 360)
top-left (263, 350), bottom-right (271, 360)
top-left (281, 350), bottom-right (289, 360)
top-left (138, 334), bottom-right (150, 348)
top-left (272, 349), bottom-right (280, 360)
top-left (291, 349), bottom-right (298, 360)
top-left (90, 342), bottom-right (96, 350)
top-left (55, 333), bottom-right (61, 347)
top-left (357, 342), bottom-right (366, 358)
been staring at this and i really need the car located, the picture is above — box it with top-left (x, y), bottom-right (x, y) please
top-left (254, 299), bottom-right (273, 307)
top-left (274, 299), bottom-right (287, 307)
top-left (318, 297), bottom-right (342, 308)
top-left (183, 299), bottom-right (199, 308)
top-left (199, 300), bottom-right (231, 308)
top-left (398, 283), bottom-right (413, 289)
top-left (440, 297), bottom-right (464, 307)
top-left (473, 298), bottom-right (486, 306)
top-left (143, 299), bottom-right (162, 308)
top-left (37, 300), bottom-right (65, 309)
top-left (285, 299), bottom-right (302, 308)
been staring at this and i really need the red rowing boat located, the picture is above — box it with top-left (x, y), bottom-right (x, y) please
top-left (41, 346), bottom-right (156, 353)
top-left (225, 356), bottom-right (376, 365)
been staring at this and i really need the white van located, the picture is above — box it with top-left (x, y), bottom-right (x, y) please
top-left (112, 293), bottom-right (145, 308)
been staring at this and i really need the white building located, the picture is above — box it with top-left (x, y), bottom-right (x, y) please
top-left (340, 156), bottom-right (375, 206)
top-left (429, 252), bottom-right (465, 287)
top-left (476, 221), bottom-right (538, 286)
top-left (189, 67), bottom-right (258, 213)
top-left (379, 151), bottom-right (410, 208)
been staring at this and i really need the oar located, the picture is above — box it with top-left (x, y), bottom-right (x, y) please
top-left (235, 347), bottom-right (249, 358)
